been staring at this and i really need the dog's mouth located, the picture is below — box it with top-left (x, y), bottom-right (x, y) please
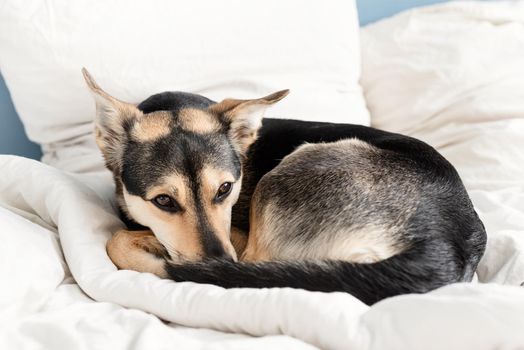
top-left (157, 240), bottom-right (208, 263)
top-left (165, 245), bottom-right (238, 263)
top-left (165, 251), bottom-right (188, 263)
top-left (157, 241), bottom-right (188, 263)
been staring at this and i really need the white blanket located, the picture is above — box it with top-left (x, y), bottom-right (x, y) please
top-left (1, 155), bottom-right (524, 349)
top-left (2, 2), bottom-right (524, 349)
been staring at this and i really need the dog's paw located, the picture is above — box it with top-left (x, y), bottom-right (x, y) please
top-left (128, 231), bottom-right (169, 259)
top-left (106, 229), bottom-right (169, 278)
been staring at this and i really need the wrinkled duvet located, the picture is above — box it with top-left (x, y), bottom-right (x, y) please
top-left (2, 2), bottom-right (524, 349)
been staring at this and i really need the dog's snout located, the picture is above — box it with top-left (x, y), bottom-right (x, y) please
top-left (217, 254), bottom-right (235, 263)
top-left (207, 246), bottom-right (234, 262)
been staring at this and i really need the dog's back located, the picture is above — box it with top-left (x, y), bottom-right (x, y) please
top-left (167, 118), bottom-right (486, 304)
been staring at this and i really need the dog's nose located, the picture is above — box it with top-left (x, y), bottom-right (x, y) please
top-left (207, 247), bottom-right (235, 262)
top-left (201, 230), bottom-right (236, 261)
top-left (219, 254), bottom-right (235, 263)
top-left (207, 247), bottom-right (234, 261)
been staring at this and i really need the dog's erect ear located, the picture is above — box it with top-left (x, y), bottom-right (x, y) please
top-left (82, 68), bottom-right (142, 170)
top-left (209, 90), bottom-right (289, 154)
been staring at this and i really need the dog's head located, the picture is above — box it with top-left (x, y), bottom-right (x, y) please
top-left (82, 69), bottom-right (288, 262)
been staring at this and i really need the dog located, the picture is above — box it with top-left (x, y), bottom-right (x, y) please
top-left (82, 68), bottom-right (486, 305)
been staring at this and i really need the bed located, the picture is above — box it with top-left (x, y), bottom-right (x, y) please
top-left (1, 1), bottom-right (524, 349)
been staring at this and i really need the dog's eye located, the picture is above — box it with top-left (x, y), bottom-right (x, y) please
top-left (215, 182), bottom-right (232, 201)
top-left (152, 194), bottom-right (180, 212)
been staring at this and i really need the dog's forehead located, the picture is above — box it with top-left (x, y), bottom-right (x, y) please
top-left (131, 107), bottom-right (221, 142)
top-left (147, 163), bottom-right (236, 196)
top-left (176, 108), bottom-right (222, 134)
top-left (131, 111), bottom-right (172, 141)
top-left (132, 90), bottom-right (224, 140)
top-left (122, 130), bottom-right (241, 197)
top-left (121, 91), bottom-right (241, 197)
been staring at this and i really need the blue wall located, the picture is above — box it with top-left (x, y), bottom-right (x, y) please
top-left (0, 0), bottom-right (449, 160)
top-left (356, 0), bottom-right (449, 25)
top-left (0, 74), bottom-right (42, 159)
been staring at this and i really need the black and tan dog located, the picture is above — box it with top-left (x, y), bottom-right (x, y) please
top-left (83, 69), bottom-right (486, 305)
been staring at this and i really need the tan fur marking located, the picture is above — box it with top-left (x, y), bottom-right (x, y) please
top-left (146, 174), bottom-right (187, 202)
top-left (230, 227), bottom-right (248, 257)
top-left (106, 230), bottom-right (168, 278)
top-left (132, 111), bottom-right (171, 141)
top-left (240, 201), bottom-right (272, 262)
top-left (244, 201), bottom-right (402, 263)
top-left (199, 166), bottom-right (241, 259)
top-left (122, 167), bottom-right (239, 262)
top-left (327, 225), bottom-right (403, 263)
top-left (178, 108), bottom-right (221, 134)
top-left (94, 127), bottom-right (106, 151)
top-left (123, 184), bottom-right (204, 261)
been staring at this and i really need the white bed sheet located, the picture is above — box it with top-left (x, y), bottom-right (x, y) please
top-left (0, 155), bottom-right (523, 350)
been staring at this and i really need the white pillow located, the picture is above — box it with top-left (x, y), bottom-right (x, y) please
top-left (360, 1), bottom-right (524, 191)
top-left (0, 0), bottom-right (369, 172)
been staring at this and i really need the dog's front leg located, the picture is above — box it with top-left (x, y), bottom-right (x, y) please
top-left (106, 229), bottom-right (169, 278)
top-left (230, 227), bottom-right (248, 257)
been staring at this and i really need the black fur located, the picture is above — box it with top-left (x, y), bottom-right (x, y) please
top-left (137, 91), bottom-right (215, 114)
top-left (165, 119), bottom-right (486, 305)
top-left (125, 92), bottom-right (487, 304)
top-left (165, 242), bottom-right (464, 306)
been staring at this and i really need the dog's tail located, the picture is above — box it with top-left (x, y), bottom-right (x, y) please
top-left (165, 247), bottom-right (467, 305)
